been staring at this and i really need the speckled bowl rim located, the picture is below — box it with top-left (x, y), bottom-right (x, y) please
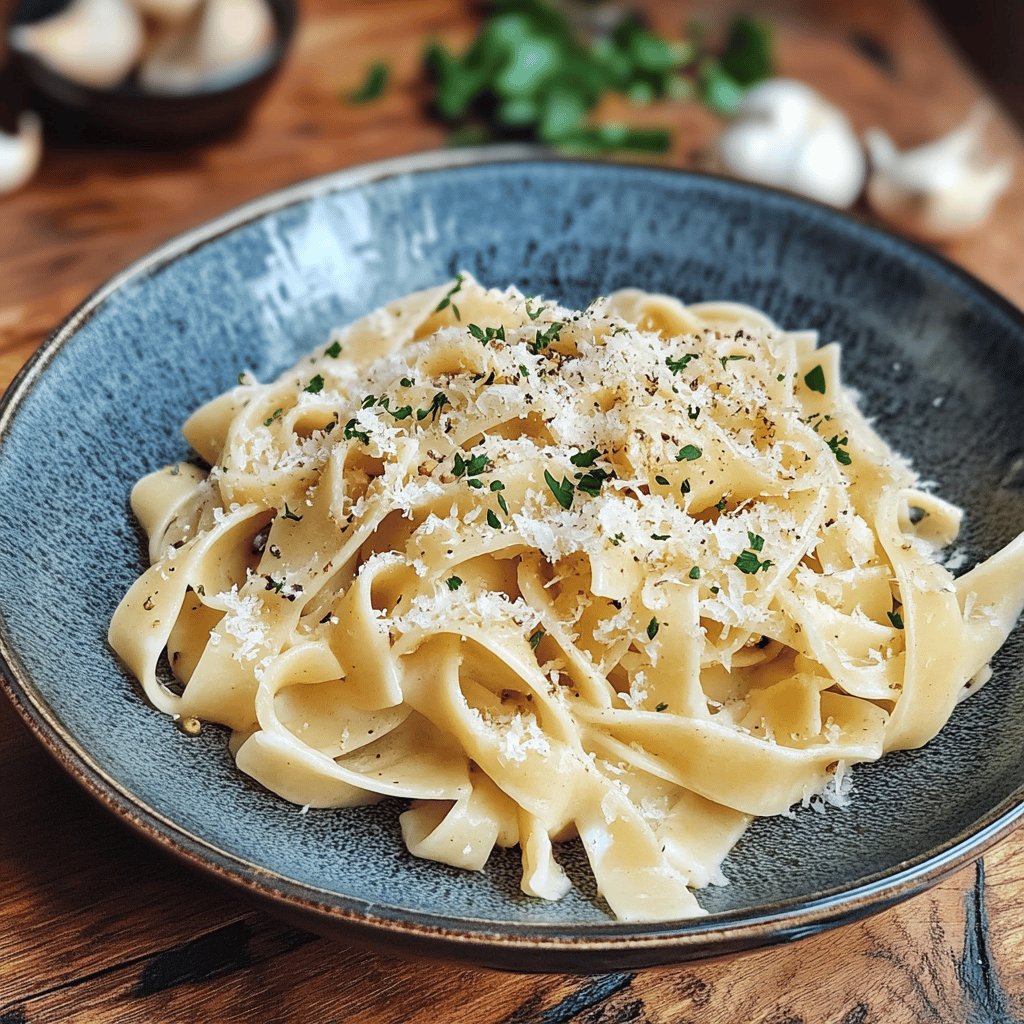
top-left (2, 146), bottom-right (1023, 970)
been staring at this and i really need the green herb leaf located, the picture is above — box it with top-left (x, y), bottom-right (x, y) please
top-left (804, 364), bottom-right (827, 395)
top-left (655, 702), bottom-right (669, 712)
top-left (486, 509), bottom-right (502, 529)
top-left (304, 374), bottom-right (325, 395)
top-left (390, 405), bottom-right (413, 421)
top-left (735, 550), bottom-right (772, 575)
top-left (417, 392), bottom-right (451, 422)
top-left (264, 408), bottom-right (283, 427)
top-left (826, 434), bottom-right (853, 466)
top-left (646, 616), bottom-right (660, 640)
top-left (325, 340), bottom-right (342, 358)
top-left (655, 474), bottom-right (669, 486)
top-left (446, 575), bottom-right (463, 591)
top-left (666, 352), bottom-right (699, 374)
top-left (343, 418), bottom-right (369, 444)
top-left (747, 531), bottom-right (765, 552)
top-left (688, 566), bottom-right (701, 579)
top-left (676, 444), bottom-right (702, 462)
top-left (434, 274), bottom-right (465, 317)
top-left (887, 610), bottom-right (904, 630)
top-left (347, 61), bottom-right (389, 104)
top-left (529, 628), bottom-right (545, 649)
top-left (544, 469), bottom-right (574, 509)
top-left (720, 15), bottom-right (772, 86)
top-left (526, 299), bottom-right (547, 321)
top-left (697, 58), bottom-right (745, 116)
top-left (680, 478), bottom-right (691, 495)
top-left (570, 448), bottom-right (601, 468)
top-left (282, 503), bottom-right (302, 522)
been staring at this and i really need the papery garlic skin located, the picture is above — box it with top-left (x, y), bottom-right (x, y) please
top-left (9, 0), bottom-right (144, 90)
top-left (139, 0), bottom-right (275, 94)
top-left (716, 79), bottom-right (866, 209)
top-left (865, 105), bottom-right (1013, 242)
top-left (0, 113), bottom-right (42, 196)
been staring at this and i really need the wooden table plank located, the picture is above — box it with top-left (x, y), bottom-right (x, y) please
top-left (1, 2), bottom-right (1023, 1021)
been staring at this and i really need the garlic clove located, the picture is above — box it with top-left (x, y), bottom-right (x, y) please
top-left (865, 104), bottom-right (1013, 241)
top-left (139, 0), bottom-right (274, 94)
top-left (715, 78), bottom-right (866, 209)
top-left (132, 0), bottom-right (205, 23)
top-left (0, 113), bottom-right (43, 196)
top-left (9, 0), bottom-right (144, 90)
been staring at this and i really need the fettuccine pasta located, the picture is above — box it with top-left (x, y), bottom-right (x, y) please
top-left (110, 275), bottom-right (1024, 921)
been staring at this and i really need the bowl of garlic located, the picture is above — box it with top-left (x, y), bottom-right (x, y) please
top-left (6, 0), bottom-right (296, 144)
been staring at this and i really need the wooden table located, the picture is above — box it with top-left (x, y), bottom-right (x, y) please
top-left (2, 2), bottom-right (1023, 1021)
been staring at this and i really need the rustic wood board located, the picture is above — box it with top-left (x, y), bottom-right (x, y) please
top-left (1, 2), bottom-right (1022, 1021)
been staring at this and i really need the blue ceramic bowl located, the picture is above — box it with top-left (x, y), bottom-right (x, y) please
top-left (1, 149), bottom-right (1023, 972)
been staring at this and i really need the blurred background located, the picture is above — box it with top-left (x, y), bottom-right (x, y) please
top-left (0, 0), bottom-right (1020, 379)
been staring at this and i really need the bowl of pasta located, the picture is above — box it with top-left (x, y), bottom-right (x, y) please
top-left (1, 148), bottom-right (1023, 971)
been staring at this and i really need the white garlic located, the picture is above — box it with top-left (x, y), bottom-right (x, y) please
top-left (138, 0), bottom-right (274, 94)
top-left (9, 0), bottom-right (144, 90)
top-left (716, 78), bottom-right (865, 209)
top-left (133, 0), bottom-right (205, 23)
top-left (865, 104), bottom-right (1013, 241)
top-left (0, 113), bottom-right (43, 195)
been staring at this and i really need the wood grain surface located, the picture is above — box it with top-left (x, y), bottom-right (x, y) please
top-left (1, 2), bottom-right (1023, 1022)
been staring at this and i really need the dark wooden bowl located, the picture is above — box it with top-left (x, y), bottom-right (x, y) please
top-left (6, 0), bottom-right (296, 146)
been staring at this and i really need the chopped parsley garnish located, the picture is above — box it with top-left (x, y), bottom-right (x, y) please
top-left (646, 617), bottom-right (660, 640)
top-left (776, 373), bottom-right (785, 382)
top-left (304, 374), bottom-right (325, 395)
top-left (652, 533), bottom-right (669, 541)
top-left (655, 474), bottom-right (670, 486)
top-left (747, 531), bottom-right (765, 552)
top-left (676, 444), bottom-right (702, 461)
top-left (804, 364), bottom-right (826, 394)
top-left (453, 451), bottom-right (491, 478)
top-left (544, 469), bottom-right (575, 509)
top-left (325, 340), bottom-right (343, 358)
top-left (497, 492), bottom-right (509, 515)
top-left (719, 354), bottom-right (749, 369)
top-left (530, 321), bottom-right (563, 354)
top-left (361, 394), bottom-right (377, 409)
top-left (611, 532), bottom-right (625, 545)
top-left (489, 479), bottom-right (504, 492)
top-left (468, 478), bottom-right (484, 488)
top-left (529, 628), bottom-right (546, 649)
top-left (518, 364), bottom-right (530, 377)
top-left (486, 509), bottom-right (502, 529)
top-left (680, 479), bottom-right (691, 495)
top-left (655, 702), bottom-right (669, 712)
top-left (715, 497), bottom-right (727, 511)
top-left (264, 575), bottom-right (285, 593)
top-left (264, 408), bottom-right (283, 426)
top-left (417, 391), bottom-right (451, 422)
top-left (887, 610), bottom-right (904, 630)
top-left (400, 376), bottom-right (414, 388)
top-left (390, 405), bottom-right (413, 420)
top-left (347, 60), bottom-right (389, 103)
top-left (666, 352), bottom-right (699, 374)
top-left (343, 418), bottom-right (369, 444)
top-left (688, 566), bottom-right (701, 579)
top-left (525, 299), bottom-right (547, 321)
top-left (687, 405), bottom-right (701, 420)
top-left (446, 575), bottom-right (463, 591)
top-left (282, 503), bottom-right (302, 522)
top-left (434, 274), bottom-right (465, 319)
top-left (826, 434), bottom-right (853, 466)
top-left (570, 448), bottom-right (601, 468)
top-left (467, 323), bottom-right (506, 345)
top-left (735, 549), bottom-right (773, 575)
top-left (195, 584), bottom-right (206, 597)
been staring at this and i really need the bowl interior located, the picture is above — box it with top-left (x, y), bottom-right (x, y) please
top-left (1, 157), bottom-right (1023, 950)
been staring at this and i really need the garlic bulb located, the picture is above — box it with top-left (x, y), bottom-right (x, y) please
top-left (133, 0), bottom-right (205, 23)
top-left (9, 0), bottom-right (144, 90)
top-left (865, 105), bottom-right (1013, 241)
top-left (716, 79), bottom-right (865, 209)
top-left (138, 0), bottom-right (274, 94)
top-left (0, 113), bottom-right (42, 196)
